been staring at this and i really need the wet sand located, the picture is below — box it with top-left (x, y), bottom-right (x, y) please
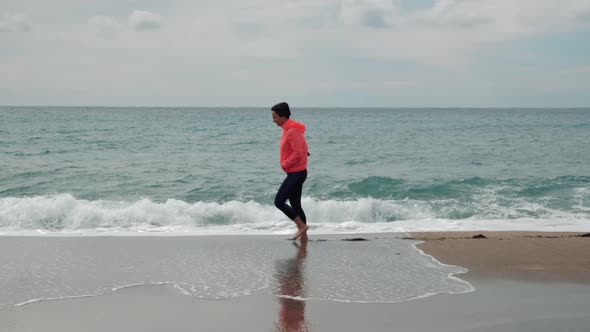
top-left (1, 233), bottom-right (590, 331)
top-left (0, 280), bottom-right (589, 332)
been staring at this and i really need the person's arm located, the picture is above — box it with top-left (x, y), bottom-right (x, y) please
top-left (281, 129), bottom-right (306, 170)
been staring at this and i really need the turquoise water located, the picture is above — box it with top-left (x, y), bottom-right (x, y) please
top-left (1, 107), bottom-right (589, 234)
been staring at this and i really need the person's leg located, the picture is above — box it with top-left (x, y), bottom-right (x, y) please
top-left (288, 170), bottom-right (307, 225)
top-left (288, 170), bottom-right (307, 224)
top-left (274, 173), bottom-right (300, 221)
top-left (288, 170), bottom-right (308, 241)
top-left (275, 171), bottom-right (308, 241)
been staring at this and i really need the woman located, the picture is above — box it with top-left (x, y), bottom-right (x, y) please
top-left (271, 102), bottom-right (309, 242)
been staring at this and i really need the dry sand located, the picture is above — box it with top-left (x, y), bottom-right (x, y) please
top-left (408, 231), bottom-right (590, 284)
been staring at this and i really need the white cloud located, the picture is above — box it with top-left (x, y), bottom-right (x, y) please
top-left (1, 0), bottom-right (590, 106)
top-left (572, 2), bottom-right (590, 21)
top-left (89, 15), bottom-right (119, 30)
top-left (232, 1), bottom-right (339, 30)
top-left (405, 0), bottom-right (589, 35)
top-left (0, 13), bottom-right (31, 32)
top-left (128, 10), bottom-right (161, 31)
top-left (339, 0), bottom-right (396, 28)
top-left (411, 0), bottom-right (495, 27)
top-left (330, 0), bottom-right (590, 66)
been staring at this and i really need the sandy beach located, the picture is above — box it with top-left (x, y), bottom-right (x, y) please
top-left (409, 231), bottom-right (590, 284)
top-left (1, 233), bottom-right (589, 332)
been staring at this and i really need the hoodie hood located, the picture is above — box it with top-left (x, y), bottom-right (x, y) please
top-left (281, 119), bottom-right (306, 134)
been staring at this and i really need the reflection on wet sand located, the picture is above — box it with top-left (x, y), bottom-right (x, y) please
top-left (274, 240), bottom-right (309, 332)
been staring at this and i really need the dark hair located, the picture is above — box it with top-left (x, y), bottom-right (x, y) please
top-left (271, 102), bottom-right (291, 118)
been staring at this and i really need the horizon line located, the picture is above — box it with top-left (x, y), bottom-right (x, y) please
top-left (2, 105), bottom-right (590, 109)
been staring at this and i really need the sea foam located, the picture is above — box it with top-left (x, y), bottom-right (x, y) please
top-left (1, 194), bottom-right (589, 235)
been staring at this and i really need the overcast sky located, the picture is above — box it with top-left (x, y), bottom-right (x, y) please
top-left (2, 0), bottom-right (590, 107)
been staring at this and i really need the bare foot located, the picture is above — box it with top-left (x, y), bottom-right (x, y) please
top-left (290, 225), bottom-right (308, 241)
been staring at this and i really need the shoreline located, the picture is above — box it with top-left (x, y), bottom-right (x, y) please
top-left (1, 232), bottom-right (590, 331)
top-left (407, 231), bottom-right (590, 284)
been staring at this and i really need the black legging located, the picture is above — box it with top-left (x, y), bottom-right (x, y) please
top-left (274, 169), bottom-right (307, 224)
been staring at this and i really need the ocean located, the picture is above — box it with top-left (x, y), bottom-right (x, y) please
top-left (1, 106), bottom-right (589, 235)
top-left (1, 106), bottom-right (588, 307)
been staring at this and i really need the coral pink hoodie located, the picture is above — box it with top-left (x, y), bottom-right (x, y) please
top-left (280, 119), bottom-right (308, 173)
